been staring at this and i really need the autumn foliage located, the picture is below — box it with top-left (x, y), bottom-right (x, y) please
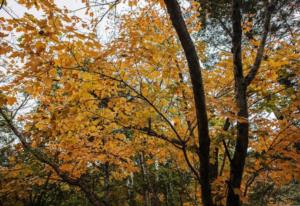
top-left (0, 0), bottom-right (299, 206)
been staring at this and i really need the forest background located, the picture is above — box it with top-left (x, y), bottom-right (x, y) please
top-left (0, 0), bottom-right (299, 205)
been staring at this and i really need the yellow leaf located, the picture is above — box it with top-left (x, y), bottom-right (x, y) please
top-left (7, 97), bottom-right (16, 105)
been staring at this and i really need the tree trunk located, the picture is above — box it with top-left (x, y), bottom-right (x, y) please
top-left (210, 147), bottom-right (219, 180)
top-left (79, 183), bottom-right (103, 206)
top-left (103, 162), bottom-right (111, 206)
top-left (127, 173), bottom-right (137, 206)
top-left (139, 153), bottom-right (151, 206)
top-left (226, 0), bottom-right (249, 205)
top-left (163, 1), bottom-right (213, 205)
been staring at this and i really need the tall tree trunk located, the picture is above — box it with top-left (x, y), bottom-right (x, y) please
top-left (139, 153), bottom-right (151, 206)
top-left (163, 1), bottom-right (213, 205)
top-left (127, 173), bottom-right (137, 206)
top-left (226, 0), bottom-right (249, 205)
top-left (151, 160), bottom-right (161, 206)
top-left (103, 162), bottom-right (111, 206)
top-left (210, 147), bottom-right (219, 180)
top-left (79, 184), bottom-right (103, 206)
top-left (226, 0), bottom-right (272, 204)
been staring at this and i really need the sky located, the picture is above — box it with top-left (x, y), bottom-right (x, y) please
top-left (0, 0), bottom-right (86, 18)
top-left (0, 0), bottom-right (120, 42)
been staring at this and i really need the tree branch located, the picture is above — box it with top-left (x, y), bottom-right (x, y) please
top-left (0, 108), bottom-right (102, 206)
top-left (125, 125), bottom-right (184, 150)
top-left (222, 118), bottom-right (233, 164)
top-left (244, 1), bottom-right (274, 86)
top-left (0, 108), bottom-right (78, 185)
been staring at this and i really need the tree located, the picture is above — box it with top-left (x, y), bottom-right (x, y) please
top-left (0, 0), bottom-right (299, 205)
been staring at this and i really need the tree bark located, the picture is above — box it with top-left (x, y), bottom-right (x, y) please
top-left (103, 162), bottom-right (111, 206)
top-left (139, 153), bottom-right (151, 206)
top-left (226, 1), bottom-right (273, 205)
top-left (79, 183), bottom-right (103, 206)
top-left (163, 1), bottom-right (213, 206)
top-left (226, 0), bottom-right (249, 205)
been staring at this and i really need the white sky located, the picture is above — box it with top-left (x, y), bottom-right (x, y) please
top-left (0, 0), bottom-right (121, 42)
top-left (0, 0), bottom-right (86, 18)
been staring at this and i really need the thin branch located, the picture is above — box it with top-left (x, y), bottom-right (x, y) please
top-left (71, 1), bottom-right (118, 12)
top-left (95, 71), bottom-right (185, 143)
top-left (0, 0), bottom-right (5, 10)
top-left (125, 125), bottom-right (184, 150)
top-left (219, 149), bottom-right (227, 176)
top-left (221, 118), bottom-right (233, 164)
top-left (222, 139), bottom-right (232, 164)
top-left (244, 1), bottom-right (274, 86)
top-left (11, 95), bottom-right (30, 120)
top-left (93, 0), bottom-right (120, 30)
top-left (216, 16), bottom-right (233, 38)
top-left (182, 144), bottom-right (201, 183)
top-left (0, 108), bottom-right (79, 186)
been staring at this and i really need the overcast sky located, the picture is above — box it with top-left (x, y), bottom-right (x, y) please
top-left (0, 0), bottom-right (126, 43)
